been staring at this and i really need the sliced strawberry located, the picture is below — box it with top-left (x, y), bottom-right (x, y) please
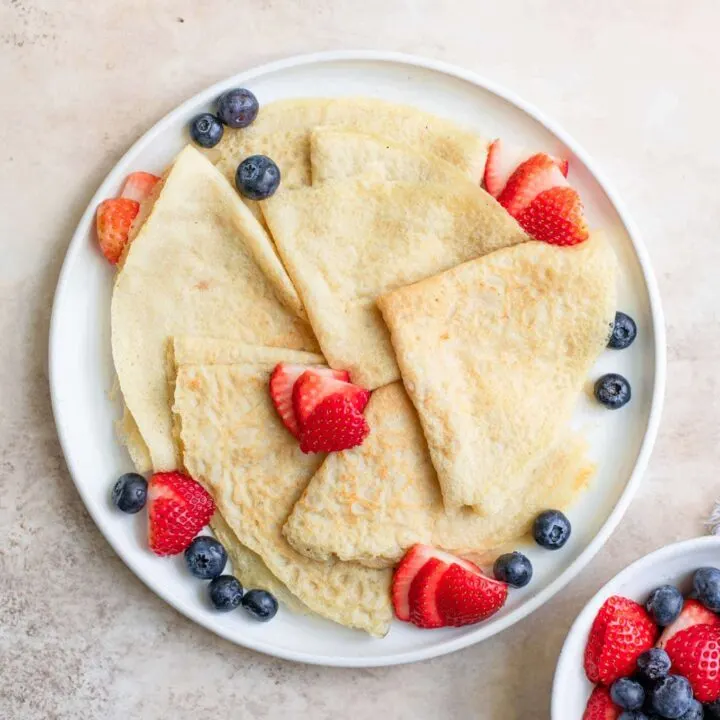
top-left (298, 395), bottom-right (369, 454)
top-left (435, 563), bottom-right (508, 627)
top-left (483, 139), bottom-right (569, 198)
top-left (392, 544), bottom-right (483, 621)
top-left (582, 686), bottom-right (621, 720)
top-left (517, 186), bottom-right (589, 246)
top-left (584, 595), bottom-right (658, 685)
top-left (408, 557), bottom-right (449, 629)
top-left (147, 471), bottom-right (215, 556)
top-left (497, 152), bottom-right (569, 217)
top-left (666, 623), bottom-right (720, 702)
top-left (96, 197), bottom-right (140, 264)
top-left (657, 598), bottom-right (720, 649)
top-left (269, 363), bottom-right (349, 438)
top-left (293, 370), bottom-right (369, 428)
top-left (121, 171), bottom-right (161, 203)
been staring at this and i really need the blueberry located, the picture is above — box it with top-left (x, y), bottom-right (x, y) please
top-left (532, 509), bottom-right (571, 550)
top-left (216, 88), bottom-right (259, 129)
top-left (189, 113), bottom-right (224, 148)
top-left (678, 699), bottom-right (703, 720)
top-left (609, 311), bottom-right (638, 349)
top-left (618, 712), bottom-right (649, 720)
top-left (595, 373), bottom-right (632, 409)
top-left (611, 678), bottom-right (646, 711)
top-left (705, 698), bottom-right (720, 719)
top-left (242, 589), bottom-right (279, 622)
top-left (184, 536), bottom-right (227, 580)
top-left (651, 675), bottom-right (693, 719)
top-left (493, 551), bottom-right (533, 588)
top-left (693, 567), bottom-right (720, 611)
top-left (235, 155), bottom-right (281, 200)
top-left (111, 472), bottom-right (147, 513)
top-left (637, 648), bottom-right (672, 681)
top-left (645, 586), bottom-right (684, 626)
top-left (208, 575), bottom-right (243, 612)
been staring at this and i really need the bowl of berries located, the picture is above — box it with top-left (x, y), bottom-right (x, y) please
top-left (553, 536), bottom-right (720, 719)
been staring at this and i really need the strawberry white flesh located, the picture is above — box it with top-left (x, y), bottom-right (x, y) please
top-left (409, 558), bottom-right (450, 628)
top-left (657, 598), bottom-right (720, 649)
top-left (269, 363), bottom-right (349, 438)
top-left (121, 171), bottom-right (161, 203)
top-left (484, 138), bottom-right (569, 198)
top-left (293, 369), bottom-right (370, 427)
top-left (499, 153), bottom-right (569, 218)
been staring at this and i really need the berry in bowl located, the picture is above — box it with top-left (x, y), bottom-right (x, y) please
top-left (553, 536), bottom-right (720, 719)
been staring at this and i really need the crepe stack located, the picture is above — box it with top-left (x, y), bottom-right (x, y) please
top-left (111, 97), bottom-right (617, 636)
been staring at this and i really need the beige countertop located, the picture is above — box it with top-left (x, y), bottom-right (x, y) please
top-left (2, 1), bottom-right (717, 718)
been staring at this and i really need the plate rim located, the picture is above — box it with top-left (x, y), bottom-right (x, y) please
top-left (48, 49), bottom-right (667, 667)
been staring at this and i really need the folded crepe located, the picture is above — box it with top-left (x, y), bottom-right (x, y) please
top-left (172, 338), bottom-right (324, 616)
top-left (172, 352), bottom-right (392, 636)
top-left (262, 181), bottom-right (529, 388)
top-left (111, 146), bottom-right (318, 471)
top-left (215, 96), bottom-right (489, 191)
top-left (309, 128), bottom-right (469, 184)
top-left (210, 513), bottom-right (309, 615)
top-left (378, 235), bottom-right (617, 513)
top-left (284, 383), bottom-right (594, 568)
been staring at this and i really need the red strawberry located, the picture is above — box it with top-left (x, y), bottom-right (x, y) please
top-left (121, 171), bottom-right (161, 202)
top-left (497, 152), bottom-right (569, 217)
top-left (517, 186), bottom-right (589, 246)
top-left (392, 545), bottom-right (483, 621)
top-left (584, 595), bottom-right (658, 685)
top-left (298, 395), bottom-right (369, 454)
top-left (269, 363), bottom-right (349, 437)
top-left (657, 598), bottom-right (720, 649)
top-left (435, 562), bottom-right (508, 626)
top-left (147, 471), bottom-right (215, 556)
top-left (96, 197), bottom-right (139, 264)
top-left (408, 557), bottom-right (449, 628)
top-left (293, 369), bottom-right (369, 427)
top-left (483, 138), bottom-right (569, 198)
top-left (665, 623), bottom-right (720, 702)
top-left (582, 686), bottom-right (621, 720)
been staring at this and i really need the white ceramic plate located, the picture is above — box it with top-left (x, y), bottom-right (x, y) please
top-left (552, 536), bottom-right (720, 718)
top-left (49, 50), bottom-right (666, 667)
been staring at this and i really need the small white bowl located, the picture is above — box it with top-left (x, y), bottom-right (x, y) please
top-left (552, 536), bottom-right (720, 718)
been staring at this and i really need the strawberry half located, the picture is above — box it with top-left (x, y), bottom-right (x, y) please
top-left (497, 152), bottom-right (569, 217)
top-left (483, 138), bottom-right (569, 198)
top-left (147, 471), bottom-right (216, 556)
top-left (269, 363), bottom-right (349, 438)
top-left (121, 171), bottom-right (161, 203)
top-left (96, 197), bottom-right (139, 264)
top-left (392, 545), bottom-right (482, 621)
top-left (657, 598), bottom-right (720, 649)
top-left (666, 623), bottom-right (720, 702)
top-left (408, 558), bottom-right (449, 628)
top-left (435, 562), bottom-right (508, 627)
top-left (393, 545), bottom-right (508, 629)
top-left (582, 686), bottom-right (621, 720)
top-left (298, 395), bottom-right (369, 454)
top-left (584, 595), bottom-right (657, 685)
top-left (293, 369), bottom-right (369, 428)
top-left (517, 186), bottom-right (589, 246)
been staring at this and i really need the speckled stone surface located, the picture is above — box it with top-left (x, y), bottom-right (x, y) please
top-left (2, 1), bottom-right (719, 717)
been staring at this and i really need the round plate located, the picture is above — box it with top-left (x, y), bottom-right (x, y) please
top-left (49, 50), bottom-right (666, 667)
top-left (552, 536), bottom-right (720, 718)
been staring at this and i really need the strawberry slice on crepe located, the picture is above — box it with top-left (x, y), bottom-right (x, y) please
top-left (498, 152), bottom-right (569, 217)
top-left (484, 139), bottom-right (568, 198)
top-left (269, 363), bottom-right (349, 438)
